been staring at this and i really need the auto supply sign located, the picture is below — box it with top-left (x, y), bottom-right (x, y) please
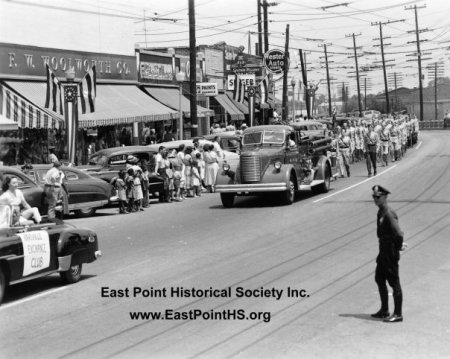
top-left (19, 231), bottom-right (50, 276)
top-left (264, 49), bottom-right (287, 74)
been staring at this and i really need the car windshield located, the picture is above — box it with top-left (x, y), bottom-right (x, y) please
top-left (89, 154), bottom-right (108, 166)
top-left (242, 131), bottom-right (285, 146)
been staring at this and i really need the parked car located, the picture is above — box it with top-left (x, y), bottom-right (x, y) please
top-left (0, 204), bottom-right (101, 304)
top-left (25, 164), bottom-right (114, 217)
top-left (78, 146), bottom-right (164, 201)
top-left (201, 132), bottom-right (242, 153)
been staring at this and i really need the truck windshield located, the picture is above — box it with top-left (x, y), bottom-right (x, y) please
top-left (242, 131), bottom-right (285, 146)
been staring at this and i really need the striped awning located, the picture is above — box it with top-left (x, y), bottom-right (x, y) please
top-left (80, 85), bottom-right (179, 127)
top-left (3, 82), bottom-right (179, 129)
top-left (213, 94), bottom-right (245, 121)
top-left (143, 86), bottom-right (214, 118)
top-left (1, 82), bottom-right (63, 129)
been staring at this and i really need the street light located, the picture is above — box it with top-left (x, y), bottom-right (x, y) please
top-left (176, 70), bottom-right (186, 140)
top-left (291, 78), bottom-right (296, 121)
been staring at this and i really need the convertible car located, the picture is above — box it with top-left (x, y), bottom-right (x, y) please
top-left (0, 204), bottom-right (101, 304)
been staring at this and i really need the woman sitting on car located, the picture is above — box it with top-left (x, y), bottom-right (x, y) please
top-left (0, 176), bottom-right (42, 226)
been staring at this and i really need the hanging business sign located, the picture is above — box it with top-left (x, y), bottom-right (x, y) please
top-left (196, 82), bottom-right (218, 96)
top-left (263, 49), bottom-right (287, 74)
top-left (227, 74), bottom-right (256, 90)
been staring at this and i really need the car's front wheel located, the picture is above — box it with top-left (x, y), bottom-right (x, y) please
top-left (60, 264), bottom-right (82, 284)
top-left (75, 208), bottom-right (96, 217)
top-left (221, 193), bottom-right (235, 208)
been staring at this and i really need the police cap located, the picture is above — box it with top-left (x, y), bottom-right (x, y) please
top-left (372, 185), bottom-right (390, 196)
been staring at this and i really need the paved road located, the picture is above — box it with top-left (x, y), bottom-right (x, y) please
top-left (1, 131), bottom-right (450, 359)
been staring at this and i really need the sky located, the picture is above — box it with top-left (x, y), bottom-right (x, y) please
top-left (1, 0), bottom-right (450, 98)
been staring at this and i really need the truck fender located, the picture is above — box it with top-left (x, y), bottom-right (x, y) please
top-left (314, 155), bottom-right (331, 181)
top-left (262, 163), bottom-right (297, 188)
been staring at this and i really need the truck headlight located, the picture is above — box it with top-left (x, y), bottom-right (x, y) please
top-left (274, 161), bottom-right (282, 171)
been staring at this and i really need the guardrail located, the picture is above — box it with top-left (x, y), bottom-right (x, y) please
top-left (419, 120), bottom-right (449, 130)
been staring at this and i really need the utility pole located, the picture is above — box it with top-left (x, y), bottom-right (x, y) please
top-left (281, 24), bottom-right (289, 122)
top-left (372, 19), bottom-right (404, 114)
top-left (262, 1), bottom-right (269, 53)
top-left (346, 33), bottom-right (362, 117)
top-left (299, 49), bottom-right (310, 119)
top-left (188, 0), bottom-right (198, 137)
top-left (257, 0), bottom-right (262, 56)
top-left (406, 4), bottom-right (426, 121)
top-left (319, 43), bottom-right (333, 116)
top-left (261, 2), bottom-right (278, 54)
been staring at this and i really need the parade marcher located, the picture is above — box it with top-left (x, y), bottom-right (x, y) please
top-left (364, 123), bottom-right (379, 177)
top-left (338, 128), bottom-right (351, 177)
top-left (0, 176), bottom-right (42, 225)
top-left (379, 122), bottom-right (390, 167)
top-left (389, 120), bottom-right (401, 162)
top-left (371, 185), bottom-right (406, 323)
top-left (176, 144), bottom-right (186, 200)
top-left (43, 161), bottom-right (63, 220)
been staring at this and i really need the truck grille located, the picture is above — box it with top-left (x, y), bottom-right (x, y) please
top-left (240, 155), bottom-right (261, 182)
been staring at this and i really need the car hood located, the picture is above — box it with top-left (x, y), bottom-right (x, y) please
top-left (76, 165), bottom-right (104, 172)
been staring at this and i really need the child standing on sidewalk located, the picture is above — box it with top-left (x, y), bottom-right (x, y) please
top-left (116, 170), bottom-right (128, 214)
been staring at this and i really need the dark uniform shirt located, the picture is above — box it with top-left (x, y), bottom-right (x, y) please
top-left (376, 205), bottom-right (404, 269)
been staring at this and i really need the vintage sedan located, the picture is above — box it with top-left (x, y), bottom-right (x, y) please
top-left (79, 146), bottom-right (164, 201)
top-left (0, 204), bottom-right (101, 304)
top-left (26, 164), bottom-right (114, 217)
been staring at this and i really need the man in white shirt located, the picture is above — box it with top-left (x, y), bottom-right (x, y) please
top-left (43, 161), bottom-right (63, 219)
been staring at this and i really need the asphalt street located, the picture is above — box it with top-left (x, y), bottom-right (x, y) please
top-left (1, 130), bottom-right (449, 359)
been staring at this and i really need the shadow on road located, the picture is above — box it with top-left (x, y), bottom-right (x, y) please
top-left (3, 274), bottom-right (96, 305)
top-left (339, 313), bottom-right (381, 322)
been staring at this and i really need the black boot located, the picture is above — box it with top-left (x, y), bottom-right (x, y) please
top-left (346, 165), bottom-right (350, 177)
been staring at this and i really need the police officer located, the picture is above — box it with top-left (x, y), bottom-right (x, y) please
top-left (371, 185), bottom-right (407, 323)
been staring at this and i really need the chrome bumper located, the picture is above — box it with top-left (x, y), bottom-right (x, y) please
top-left (215, 183), bottom-right (288, 193)
top-left (215, 179), bottom-right (325, 193)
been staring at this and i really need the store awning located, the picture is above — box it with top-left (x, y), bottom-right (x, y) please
top-left (1, 82), bottom-right (63, 129)
top-left (142, 86), bottom-right (214, 118)
top-left (214, 94), bottom-right (245, 121)
top-left (80, 85), bottom-right (179, 127)
top-left (0, 114), bottom-right (18, 131)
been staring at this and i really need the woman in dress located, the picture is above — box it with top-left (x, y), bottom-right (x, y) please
top-left (0, 176), bottom-right (41, 225)
top-left (203, 144), bottom-right (220, 193)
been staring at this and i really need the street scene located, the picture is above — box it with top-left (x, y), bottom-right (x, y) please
top-left (1, 1), bottom-right (450, 358)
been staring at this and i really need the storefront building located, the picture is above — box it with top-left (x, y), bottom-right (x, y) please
top-left (0, 43), bottom-right (179, 165)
